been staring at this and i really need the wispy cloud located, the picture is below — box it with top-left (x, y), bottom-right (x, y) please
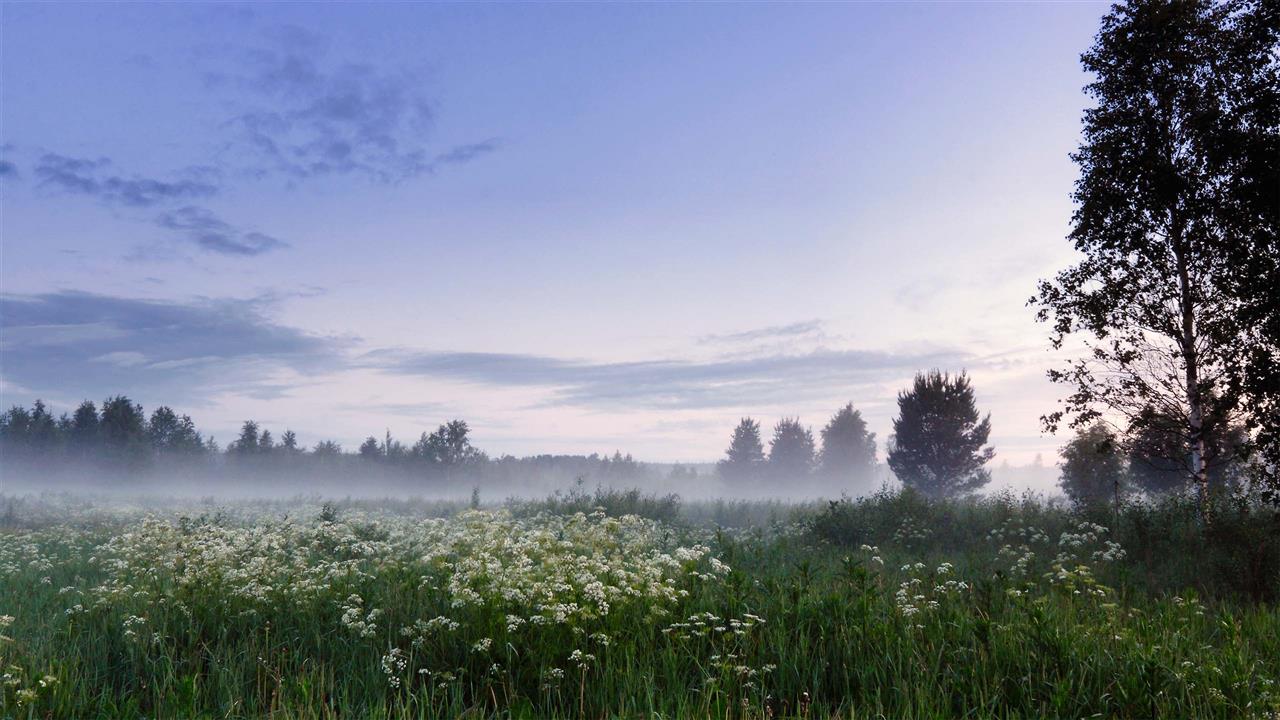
top-left (156, 206), bottom-right (289, 256)
top-left (334, 399), bottom-right (450, 419)
top-left (365, 347), bottom-right (966, 410)
top-left (433, 140), bottom-right (500, 166)
top-left (34, 153), bottom-right (218, 207)
top-left (699, 320), bottom-right (825, 345)
top-left (216, 25), bottom-right (497, 183)
top-left (90, 351), bottom-right (149, 368)
top-left (28, 153), bottom-right (284, 259)
top-left (10, 23), bottom-right (493, 265)
top-left (0, 144), bottom-right (20, 179)
top-left (0, 291), bottom-right (347, 406)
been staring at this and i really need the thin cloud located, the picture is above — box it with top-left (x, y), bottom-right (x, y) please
top-left (34, 153), bottom-right (218, 207)
top-left (700, 320), bottom-right (825, 345)
top-left (218, 26), bottom-right (496, 182)
top-left (156, 206), bottom-right (289, 256)
top-left (23, 153), bottom-right (283, 260)
top-left (334, 400), bottom-right (450, 419)
top-left (0, 144), bottom-right (19, 179)
top-left (365, 347), bottom-right (967, 410)
top-left (434, 140), bottom-right (500, 166)
top-left (90, 351), bottom-right (149, 368)
top-left (0, 291), bottom-right (347, 406)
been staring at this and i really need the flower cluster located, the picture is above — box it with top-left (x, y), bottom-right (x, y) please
top-left (893, 562), bottom-right (969, 620)
top-left (428, 509), bottom-right (726, 625)
top-left (988, 519), bottom-right (1050, 578)
top-left (663, 611), bottom-right (765, 641)
top-left (891, 517), bottom-right (933, 548)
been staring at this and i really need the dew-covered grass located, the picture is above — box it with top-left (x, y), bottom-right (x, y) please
top-left (1, 490), bottom-right (1277, 718)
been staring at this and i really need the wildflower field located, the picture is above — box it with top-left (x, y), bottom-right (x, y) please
top-left (1, 490), bottom-right (1278, 719)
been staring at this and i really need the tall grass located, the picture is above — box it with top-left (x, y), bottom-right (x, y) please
top-left (1, 490), bottom-right (1277, 719)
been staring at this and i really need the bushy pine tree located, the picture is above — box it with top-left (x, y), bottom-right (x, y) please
top-left (887, 371), bottom-right (994, 498)
top-left (358, 436), bottom-right (382, 458)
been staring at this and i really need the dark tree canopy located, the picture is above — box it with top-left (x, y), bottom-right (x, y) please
top-left (1059, 423), bottom-right (1128, 507)
top-left (887, 371), bottom-right (994, 498)
top-left (313, 439), bottom-right (343, 457)
top-left (413, 420), bottom-right (483, 469)
top-left (768, 418), bottom-right (816, 480)
top-left (70, 401), bottom-right (100, 451)
top-left (147, 406), bottom-right (204, 456)
top-left (1032, 0), bottom-right (1279, 508)
top-left (1128, 405), bottom-right (1249, 496)
top-left (1207, 0), bottom-right (1280, 492)
top-left (717, 417), bottom-right (765, 485)
top-left (358, 436), bottom-right (381, 458)
top-left (0, 395), bottom-right (657, 491)
top-left (25, 400), bottom-right (59, 453)
top-left (99, 395), bottom-right (148, 465)
top-left (232, 421), bottom-right (263, 455)
top-left (818, 403), bottom-right (877, 487)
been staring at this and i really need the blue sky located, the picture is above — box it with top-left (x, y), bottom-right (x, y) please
top-left (1, 2), bottom-right (1107, 463)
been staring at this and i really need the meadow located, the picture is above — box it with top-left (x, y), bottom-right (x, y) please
top-left (1, 487), bottom-right (1277, 719)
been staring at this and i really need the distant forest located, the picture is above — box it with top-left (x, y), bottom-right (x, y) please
top-left (0, 393), bottom-right (878, 492)
top-left (0, 394), bottom-right (676, 491)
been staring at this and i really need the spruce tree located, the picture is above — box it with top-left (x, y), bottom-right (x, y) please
top-left (818, 403), bottom-right (877, 487)
top-left (717, 418), bottom-right (765, 485)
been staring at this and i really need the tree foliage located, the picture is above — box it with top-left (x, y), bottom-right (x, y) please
top-left (1059, 423), bottom-right (1128, 507)
top-left (147, 406), bottom-right (204, 456)
top-left (887, 371), bottom-right (994, 498)
top-left (419, 420), bottom-right (483, 468)
top-left (0, 396), bottom-right (653, 489)
top-left (818, 403), bottom-right (877, 487)
top-left (1032, 0), bottom-right (1279, 509)
top-left (1128, 405), bottom-right (1249, 496)
top-left (768, 418), bottom-right (816, 480)
top-left (99, 395), bottom-right (148, 465)
top-left (358, 436), bottom-right (381, 458)
top-left (232, 421), bottom-right (263, 456)
top-left (717, 418), bottom-right (765, 485)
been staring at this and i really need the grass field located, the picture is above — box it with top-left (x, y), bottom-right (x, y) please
top-left (1, 488), bottom-right (1277, 719)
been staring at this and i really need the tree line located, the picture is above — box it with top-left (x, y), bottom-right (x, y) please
top-left (714, 366), bottom-right (1258, 504)
top-left (0, 395), bottom-right (691, 487)
top-left (717, 403), bottom-right (878, 489)
top-left (716, 371), bottom-right (995, 498)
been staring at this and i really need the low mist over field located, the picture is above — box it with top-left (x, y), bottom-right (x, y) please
top-left (1, 1), bottom-right (1277, 718)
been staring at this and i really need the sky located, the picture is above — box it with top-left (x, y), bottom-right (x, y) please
top-left (0, 2), bottom-right (1110, 465)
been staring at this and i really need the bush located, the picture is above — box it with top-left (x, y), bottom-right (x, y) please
top-left (807, 486), bottom-right (1280, 602)
top-left (510, 481), bottom-right (682, 524)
